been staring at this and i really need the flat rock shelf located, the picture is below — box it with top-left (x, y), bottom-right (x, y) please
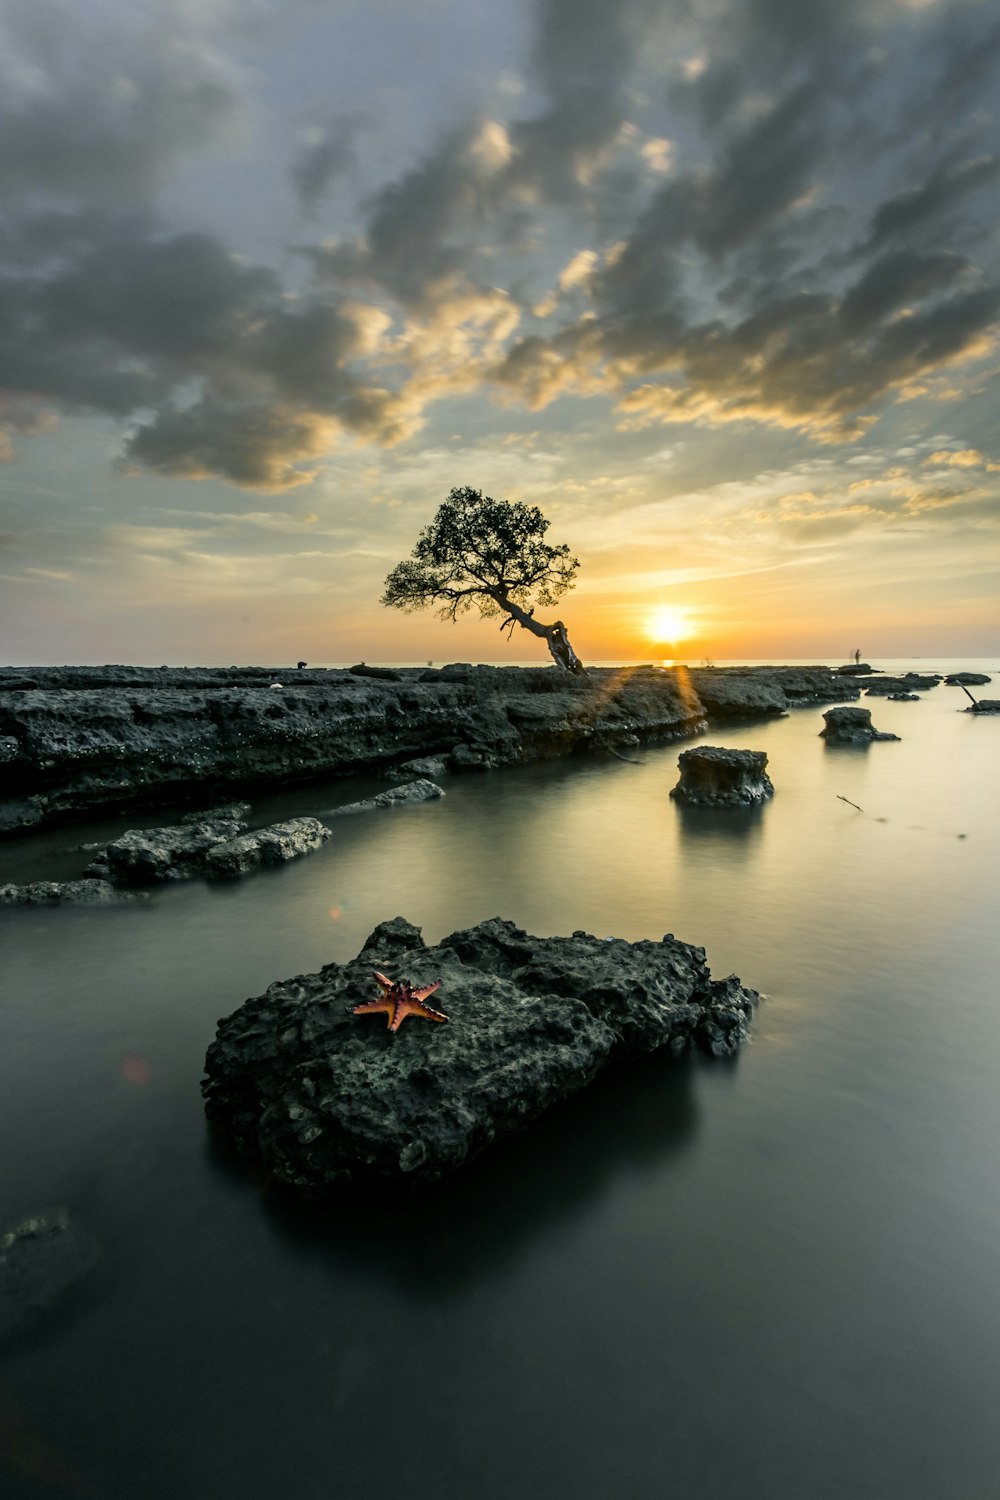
top-left (201, 916), bottom-right (759, 1194)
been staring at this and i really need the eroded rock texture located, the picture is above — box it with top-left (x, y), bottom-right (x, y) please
top-left (670, 746), bottom-right (774, 805)
top-left (202, 916), bottom-right (758, 1193)
top-left (820, 707), bottom-right (900, 744)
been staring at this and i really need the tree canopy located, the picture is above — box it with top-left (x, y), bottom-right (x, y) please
top-left (382, 486), bottom-right (585, 670)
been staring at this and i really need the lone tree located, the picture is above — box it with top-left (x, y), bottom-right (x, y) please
top-left (382, 486), bottom-right (587, 672)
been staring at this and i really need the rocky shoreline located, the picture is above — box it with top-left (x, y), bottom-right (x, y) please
top-left (0, 662), bottom-right (858, 837)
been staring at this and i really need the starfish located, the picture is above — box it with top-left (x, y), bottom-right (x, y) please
top-left (349, 971), bottom-right (448, 1032)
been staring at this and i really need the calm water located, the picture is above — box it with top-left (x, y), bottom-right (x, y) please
top-left (2, 660), bottom-right (999, 1500)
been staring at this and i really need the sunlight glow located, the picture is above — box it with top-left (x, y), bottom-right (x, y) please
top-left (645, 605), bottom-right (692, 644)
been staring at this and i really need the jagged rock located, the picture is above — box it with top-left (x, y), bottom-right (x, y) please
top-left (944, 672), bottom-right (991, 686)
top-left (201, 915), bottom-right (758, 1193)
top-left (324, 780), bottom-right (444, 816)
top-left (86, 812), bottom-right (329, 883)
top-left (203, 818), bottom-right (331, 876)
top-left (670, 746), bottom-right (774, 805)
top-left (86, 814), bottom-right (249, 883)
top-left (0, 1208), bottom-right (101, 1344)
top-left (820, 707), bottom-right (900, 743)
top-left (0, 879), bottom-right (143, 905)
top-left (386, 756), bottom-right (449, 781)
top-left (0, 798), bottom-right (43, 834)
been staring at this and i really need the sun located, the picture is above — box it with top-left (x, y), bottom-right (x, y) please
top-left (645, 605), bottom-right (691, 645)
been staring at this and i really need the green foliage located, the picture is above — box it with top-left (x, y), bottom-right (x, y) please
top-left (381, 486), bottom-right (580, 623)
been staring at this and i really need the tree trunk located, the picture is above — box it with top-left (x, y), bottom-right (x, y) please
top-left (495, 596), bottom-right (588, 674)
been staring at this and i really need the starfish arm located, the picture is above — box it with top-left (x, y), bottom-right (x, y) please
top-left (351, 999), bottom-right (397, 1028)
top-left (373, 971), bottom-right (395, 993)
top-left (411, 981), bottom-right (442, 1002)
top-left (390, 996), bottom-right (449, 1030)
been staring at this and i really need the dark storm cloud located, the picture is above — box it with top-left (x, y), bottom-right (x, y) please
top-left (291, 117), bottom-right (360, 217)
top-left (0, 0), bottom-right (243, 206)
top-left (0, 212), bottom-right (414, 487)
top-left (866, 156), bottom-right (1000, 251)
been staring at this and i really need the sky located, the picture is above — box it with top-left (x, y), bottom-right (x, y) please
top-left (1, 0), bottom-right (998, 666)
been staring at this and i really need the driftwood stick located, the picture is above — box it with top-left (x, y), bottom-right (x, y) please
top-left (837, 794), bottom-right (864, 812)
top-left (960, 684), bottom-right (979, 708)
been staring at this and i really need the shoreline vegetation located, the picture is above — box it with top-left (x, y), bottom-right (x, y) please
top-left (0, 660), bottom-right (971, 839)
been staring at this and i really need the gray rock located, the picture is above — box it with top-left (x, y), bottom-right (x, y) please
top-left (203, 817), bottom-right (331, 876)
top-left (887, 693), bottom-right (921, 702)
top-left (85, 810), bottom-right (328, 883)
top-left (0, 663), bottom-right (857, 832)
top-left (0, 878), bottom-right (143, 905)
top-left (670, 746), bottom-right (774, 805)
top-left (386, 756), bottom-right (449, 780)
top-left (863, 674), bottom-right (940, 695)
top-left (0, 1207), bottom-right (101, 1344)
top-left (966, 699), bottom-right (1000, 714)
top-left (944, 672), bottom-right (991, 686)
top-left (820, 707), bottom-right (900, 743)
top-left (86, 814), bottom-right (248, 883)
top-left (201, 915), bottom-right (759, 1193)
top-left (324, 779), bottom-right (444, 816)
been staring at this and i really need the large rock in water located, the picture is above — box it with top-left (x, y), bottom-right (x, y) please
top-left (670, 746), bottom-right (774, 805)
top-left (820, 707), bottom-right (899, 744)
top-left (202, 917), bottom-right (758, 1194)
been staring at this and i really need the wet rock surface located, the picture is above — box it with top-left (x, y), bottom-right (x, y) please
top-left (670, 746), bottom-right (774, 805)
top-left (944, 673), bottom-right (991, 686)
top-left (863, 673), bottom-right (941, 695)
top-left (0, 878), bottom-right (143, 906)
top-left (323, 779), bottom-right (444, 817)
top-left (820, 707), bottom-right (900, 743)
top-left (0, 1208), bottom-right (101, 1345)
top-left (0, 663), bottom-right (856, 833)
top-left (85, 810), bottom-right (330, 884)
top-left (202, 916), bottom-right (758, 1193)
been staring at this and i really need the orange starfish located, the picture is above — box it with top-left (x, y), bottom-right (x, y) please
top-left (349, 971), bottom-right (447, 1032)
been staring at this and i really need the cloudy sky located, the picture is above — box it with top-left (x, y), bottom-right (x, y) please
top-left (1, 0), bottom-right (998, 665)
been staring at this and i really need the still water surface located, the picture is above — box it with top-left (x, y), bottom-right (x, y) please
top-left (2, 662), bottom-right (999, 1499)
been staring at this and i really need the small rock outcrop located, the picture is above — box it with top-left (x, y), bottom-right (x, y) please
top-left (86, 811), bottom-right (330, 884)
top-left (0, 1208), bottom-right (101, 1345)
top-left (944, 672), bottom-right (991, 686)
top-left (202, 916), bottom-right (758, 1193)
top-left (863, 674), bottom-right (940, 695)
top-left (324, 779), bottom-right (444, 817)
top-left (820, 707), bottom-right (900, 743)
top-left (670, 746), bottom-right (774, 805)
top-left (887, 692), bottom-right (920, 702)
top-left (965, 699), bottom-right (1000, 714)
top-left (0, 879), bottom-right (143, 906)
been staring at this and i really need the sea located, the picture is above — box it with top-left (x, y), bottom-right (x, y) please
top-left (1, 658), bottom-right (998, 1500)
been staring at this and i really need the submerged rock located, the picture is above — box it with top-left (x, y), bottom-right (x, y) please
top-left (0, 878), bottom-right (143, 906)
top-left (86, 811), bottom-right (330, 884)
top-left (0, 1208), bottom-right (101, 1345)
top-left (670, 746), bottom-right (774, 805)
top-left (820, 707), bottom-right (900, 743)
top-left (202, 915), bottom-right (758, 1193)
top-left (887, 693), bottom-right (921, 702)
top-left (324, 779), bottom-right (444, 816)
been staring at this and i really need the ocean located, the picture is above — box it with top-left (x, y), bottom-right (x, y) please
top-left (1, 658), bottom-right (998, 1499)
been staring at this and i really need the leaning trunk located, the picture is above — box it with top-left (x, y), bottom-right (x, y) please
top-left (495, 596), bottom-right (587, 674)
